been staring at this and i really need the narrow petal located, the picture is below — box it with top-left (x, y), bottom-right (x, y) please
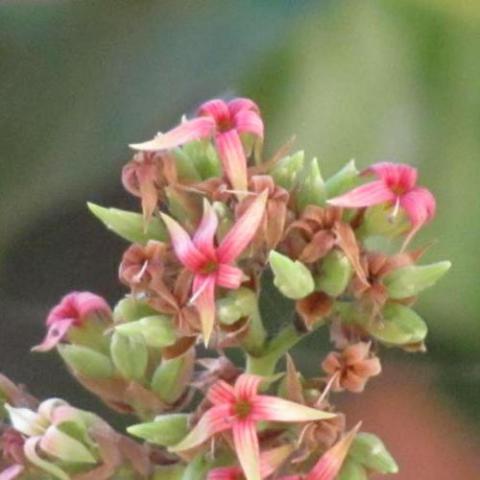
top-left (208, 467), bottom-right (241, 480)
top-left (169, 404), bottom-right (233, 452)
top-left (233, 109), bottom-right (264, 140)
top-left (192, 274), bottom-right (217, 345)
top-left (217, 191), bottom-right (268, 263)
top-left (0, 465), bottom-right (25, 480)
top-left (252, 396), bottom-right (336, 423)
top-left (306, 424), bottom-right (360, 480)
top-left (161, 213), bottom-right (208, 272)
top-left (198, 99), bottom-right (230, 125)
top-left (400, 187), bottom-right (436, 227)
top-left (234, 374), bottom-right (262, 400)
top-left (130, 117), bottom-right (215, 151)
top-left (216, 264), bottom-right (244, 289)
top-left (207, 380), bottom-right (236, 406)
top-left (193, 200), bottom-right (219, 259)
top-left (216, 130), bottom-right (248, 192)
top-left (259, 444), bottom-right (295, 478)
top-left (328, 181), bottom-right (395, 208)
top-left (367, 162), bottom-right (417, 191)
top-left (32, 319), bottom-right (74, 352)
top-left (233, 420), bottom-right (261, 480)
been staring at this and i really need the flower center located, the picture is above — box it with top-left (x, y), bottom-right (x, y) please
top-left (217, 117), bottom-right (234, 133)
top-left (201, 260), bottom-right (218, 275)
top-left (234, 399), bottom-right (252, 419)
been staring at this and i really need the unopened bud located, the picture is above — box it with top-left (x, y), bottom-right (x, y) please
top-left (110, 332), bottom-right (148, 381)
top-left (366, 303), bottom-right (427, 346)
top-left (128, 414), bottom-right (189, 447)
top-left (349, 433), bottom-right (399, 474)
top-left (172, 146), bottom-right (202, 181)
top-left (384, 261), bottom-right (451, 299)
top-left (359, 204), bottom-right (409, 238)
top-left (182, 454), bottom-right (212, 480)
top-left (315, 250), bottom-right (353, 297)
top-left (270, 150), bottom-right (305, 190)
top-left (181, 140), bottom-right (221, 179)
top-left (296, 157), bottom-right (326, 211)
top-left (325, 160), bottom-right (359, 198)
top-left (87, 203), bottom-right (166, 244)
top-left (113, 297), bottom-right (158, 323)
top-left (269, 251), bottom-right (314, 300)
top-left (115, 315), bottom-right (176, 348)
top-left (58, 345), bottom-right (114, 379)
top-left (338, 459), bottom-right (368, 480)
top-left (217, 288), bottom-right (257, 325)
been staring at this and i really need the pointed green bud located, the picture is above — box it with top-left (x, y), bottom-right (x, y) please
top-left (172, 147), bottom-right (201, 181)
top-left (315, 250), bottom-right (353, 297)
top-left (113, 297), bottom-right (158, 323)
top-left (350, 433), bottom-right (399, 474)
top-left (338, 459), bottom-right (368, 480)
top-left (269, 251), bottom-right (315, 299)
top-left (270, 150), bottom-right (305, 189)
top-left (110, 332), bottom-right (148, 381)
top-left (181, 454), bottom-right (212, 480)
top-left (128, 414), bottom-right (189, 447)
top-left (58, 345), bottom-right (114, 379)
top-left (39, 425), bottom-right (96, 464)
top-left (325, 160), bottom-right (359, 197)
top-left (87, 203), bottom-right (167, 244)
top-left (116, 315), bottom-right (176, 348)
top-left (296, 157), bottom-right (326, 210)
top-left (366, 304), bottom-right (427, 346)
top-left (151, 351), bottom-right (194, 404)
top-left (384, 261), bottom-right (451, 299)
top-left (217, 288), bottom-right (257, 325)
top-left (358, 204), bottom-right (409, 238)
top-left (181, 140), bottom-right (221, 179)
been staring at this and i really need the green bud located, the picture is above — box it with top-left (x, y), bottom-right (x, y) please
top-left (366, 303), bottom-right (427, 346)
top-left (270, 150), bottom-right (305, 189)
top-left (116, 315), bottom-right (176, 348)
top-left (128, 414), bottom-right (189, 446)
top-left (58, 345), bottom-right (114, 379)
top-left (269, 251), bottom-right (315, 299)
top-left (152, 465), bottom-right (185, 480)
top-left (87, 203), bottom-right (167, 244)
top-left (181, 454), bottom-right (212, 480)
top-left (359, 204), bottom-right (409, 238)
top-left (315, 250), bottom-right (353, 297)
top-left (172, 147), bottom-right (201, 181)
top-left (350, 433), bottom-right (399, 474)
top-left (325, 160), bottom-right (359, 197)
top-left (296, 157), bottom-right (326, 210)
top-left (39, 425), bottom-right (96, 464)
top-left (217, 288), bottom-right (257, 325)
top-left (384, 261), bottom-right (451, 299)
top-left (151, 352), bottom-right (193, 404)
top-left (181, 140), bottom-right (221, 179)
top-left (113, 297), bottom-right (158, 323)
top-left (110, 332), bottom-right (148, 381)
top-left (338, 459), bottom-right (368, 480)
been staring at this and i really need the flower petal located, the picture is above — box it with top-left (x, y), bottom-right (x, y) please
top-left (216, 264), bottom-right (244, 289)
top-left (130, 117), bottom-right (215, 151)
top-left (207, 380), bottom-right (236, 406)
top-left (0, 465), bottom-right (25, 480)
top-left (233, 420), bottom-right (261, 480)
top-left (169, 404), bottom-right (233, 452)
top-left (208, 467), bottom-right (241, 480)
top-left (328, 181), bottom-right (395, 208)
top-left (198, 99), bottom-right (230, 125)
top-left (400, 187), bottom-right (436, 227)
top-left (252, 396), bottom-right (336, 423)
top-left (161, 213), bottom-right (208, 272)
top-left (217, 191), bottom-right (268, 264)
top-left (233, 109), bottom-right (264, 140)
top-left (367, 162), bottom-right (417, 191)
top-left (193, 200), bottom-right (219, 259)
top-left (32, 318), bottom-right (74, 352)
top-left (228, 98), bottom-right (260, 116)
top-left (192, 274), bottom-right (217, 345)
top-left (234, 374), bottom-right (262, 400)
top-left (216, 130), bottom-right (248, 192)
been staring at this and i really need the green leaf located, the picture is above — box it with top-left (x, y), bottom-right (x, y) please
top-left (115, 315), bottom-right (176, 348)
top-left (296, 157), bottom-right (326, 210)
top-left (270, 150), bottom-right (305, 189)
top-left (113, 297), bottom-right (159, 323)
top-left (315, 250), bottom-right (353, 297)
top-left (87, 203), bottom-right (166, 244)
top-left (325, 160), bottom-right (359, 197)
top-left (128, 414), bottom-right (189, 447)
top-left (58, 345), bottom-right (114, 379)
top-left (110, 332), bottom-right (148, 381)
top-left (349, 432), bottom-right (399, 474)
top-left (338, 458), bottom-right (369, 480)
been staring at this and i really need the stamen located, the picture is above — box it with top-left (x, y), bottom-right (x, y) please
top-left (315, 372), bottom-right (340, 408)
top-left (388, 197), bottom-right (401, 223)
top-left (132, 260), bottom-right (149, 283)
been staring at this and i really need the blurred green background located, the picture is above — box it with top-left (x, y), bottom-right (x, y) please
top-left (1, 0), bottom-right (479, 477)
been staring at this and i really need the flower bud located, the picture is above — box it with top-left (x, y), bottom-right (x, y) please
top-left (182, 454), bottom-right (212, 480)
top-left (115, 315), bottom-right (176, 348)
top-left (181, 140), bottom-right (221, 180)
top-left (384, 261), bottom-right (451, 299)
top-left (366, 303), bottom-right (427, 346)
top-left (270, 150), bottom-right (305, 190)
top-left (58, 344), bottom-right (114, 379)
top-left (349, 433), bottom-right (398, 474)
top-left (113, 297), bottom-right (158, 323)
top-left (87, 203), bottom-right (166, 244)
top-left (325, 160), bottom-right (359, 197)
top-left (128, 414), bottom-right (189, 447)
top-left (110, 332), bottom-right (148, 381)
top-left (338, 459), bottom-right (368, 480)
top-left (172, 146), bottom-right (202, 181)
top-left (5, 405), bottom-right (46, 437)
top-left (296, 157), bottom-right (326, 211)
top-left (269, 251), bottom-right (315, 300)
top-left (315, 250), bottom-right (353, 297)
top-left (216, 288), bottom-right (257, 326)
top-left (358, 204), bottom-right (409, 238)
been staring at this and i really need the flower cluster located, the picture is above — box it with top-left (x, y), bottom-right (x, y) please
top-left (1, 97), bottom-right (450, 479)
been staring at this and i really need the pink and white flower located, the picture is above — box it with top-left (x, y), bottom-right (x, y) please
top-left (170, 374), bottom-right (335, 480)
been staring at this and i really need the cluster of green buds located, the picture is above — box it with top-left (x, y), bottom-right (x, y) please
top-left (1, 97), bottom-right (450, 479)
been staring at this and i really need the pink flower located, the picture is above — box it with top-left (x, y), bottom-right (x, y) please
top-left (328, 162), bottom-right (436, 240)
top-left (161, 191), bottom-right (268, 344)
top-left (130, 98), bottom-right (264, 192)
top-left (170, 374), bottom-right (335, 480)
top-left (32, 292), bottom-right (111, 352)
